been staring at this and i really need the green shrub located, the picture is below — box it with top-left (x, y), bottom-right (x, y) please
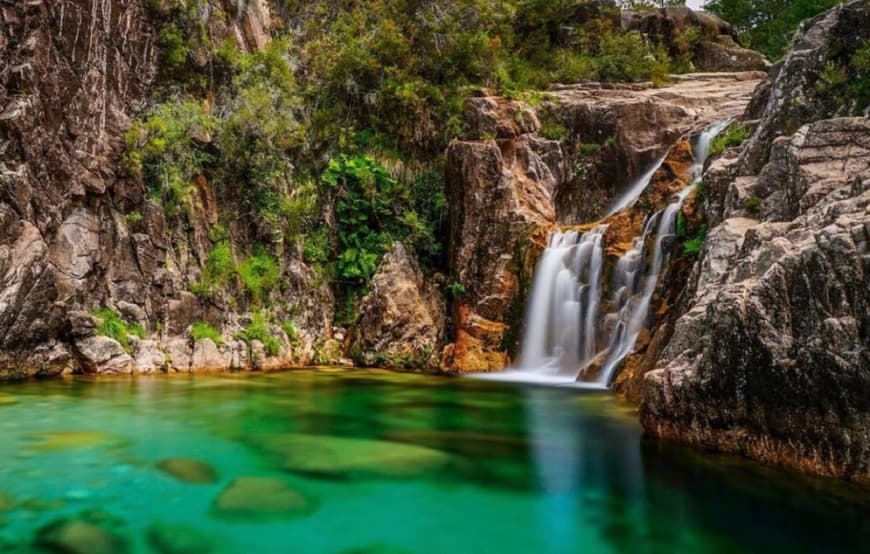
top-left (92, 308), bottom-right (146, 351)
top-left (191, 322), bottom-right (223, 345)
top-left (191, 240), bottom-right (237, 298)
top-left (123, 101), bottom-right (217, 217)
top-left (710, 123), bottom-right (751, 157)
top-left (281, 321), bottom-right (300, 345)
top-left (683, 224), bottom-right (709, 256)
top-left (580, 143), bottom-right (600, 155)
top-left (540, 120), bottom-right (569, 141)
top-left (237, 312), bottom-right (281, 357)
top-left (239, 250), bottom-right (281, 304)
top-left (324, 155), bottom-right (421, 289)
top-left (743, 195), bottom-right (763, 215)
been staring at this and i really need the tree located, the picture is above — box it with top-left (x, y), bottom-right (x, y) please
top-left (703, 0), bottom-right (840, 60)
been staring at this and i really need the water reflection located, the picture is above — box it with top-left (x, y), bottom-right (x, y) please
top-left (0, 371), bottom-right (866, 554)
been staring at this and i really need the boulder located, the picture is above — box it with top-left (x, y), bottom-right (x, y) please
top-left (74, 337), bottom-right (134, 375)
top-left (352, 243), bottom-right (446, 370)
top-left (157, 458), bottom-right (219, 484)
top-left (211, 477), bottom-right (316, 520)
top-left (190, 339), bottom-right (226, 372)
top-left (34, 518), bottom-right (128, 554)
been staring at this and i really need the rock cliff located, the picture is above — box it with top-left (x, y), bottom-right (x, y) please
top-left (0, 0), bottom-right (329, 378)
top-left (640, 0), bottom-right (870, 482)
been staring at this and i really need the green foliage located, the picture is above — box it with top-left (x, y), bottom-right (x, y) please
top-left (446, 282), bottom-right (466, 300)
top-left (817, 40), bottom-right (870, 109)
top-left (743, 195), bottom-right (763, 215)
top-left (281, 321), bottom-right (300, 345)
top-left (580, 143), bottom-right (601, 155)
top-left (191, 322), bottom-right (223, 345)
top-left (191, 240), bottom-right (237, 298)
top-left (236, 312), bottom-right (281, 357)
top-left (594, 31), bottom-right (662, 83)
top-left (704, 0), bottom-right (840, 61)
top-left (238, 250), bottom-right (281, 304)
top-left (124, 101), bottom-right (217, 217)
top-left (541, 120), bottom-right (570, 141)
top-left (710, 123), bottom-right (751, 157)
top-left (683, 224), bottom-right (709, 256)
top-left (92, 309), bottom-right (146, 352)
top-left (324, 155), bottom-right (422, 288)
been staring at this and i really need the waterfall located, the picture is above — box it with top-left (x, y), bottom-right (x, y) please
top-left (481, 119), bottom-right (731, 388)
top-left (515, 228), bottom-right (606, 377)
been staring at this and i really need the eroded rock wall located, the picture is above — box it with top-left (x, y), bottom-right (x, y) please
top-left (640, 0), bottom-right (870, 482)
top-left (0, 0), bottom-right (331, 378)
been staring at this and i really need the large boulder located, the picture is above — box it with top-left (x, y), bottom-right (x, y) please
top-left (621, 6), bottom-right (770, 72)
top-left (352, 243), bottom-right (446, 370)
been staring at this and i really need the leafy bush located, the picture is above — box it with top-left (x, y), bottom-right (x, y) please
top-left (237, 312), bottom-right (281, 357)
top-left (710, 123), bottom-right (751, 157)
top-left (239, 250), bottom-right (281, 304)
top-left (124, 101), bottom-right (217, 217)
top-left (191, 322), bottom-right (223, 345)
top-left (743, 195), bottom-right (763, 215)
top-left (683, 224), bottom-right (709, 256)
top-left (92, 308), bottom-right (146, 351)
top-left (541, 120), bottom-right (570, 141)
top-left (324, 155), bottom-right (416, 287)
top-left (281, 321), bottom-right (300, 345)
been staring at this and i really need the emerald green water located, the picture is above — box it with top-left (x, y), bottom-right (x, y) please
top-left (0, 369), bottom-right (867, 553)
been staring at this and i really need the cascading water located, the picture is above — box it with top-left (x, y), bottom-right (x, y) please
top-left (483, 118), bottom-right (732, 388)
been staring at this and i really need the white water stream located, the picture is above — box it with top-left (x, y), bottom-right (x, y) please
top-left (482, 119), bottom-right (731, 388)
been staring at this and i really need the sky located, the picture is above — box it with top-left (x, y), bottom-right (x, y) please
top-left (687, 0), bottom-right (706, 8)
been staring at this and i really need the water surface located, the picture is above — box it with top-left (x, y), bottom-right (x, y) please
top-left (0, 369), bottom-right (866, 553)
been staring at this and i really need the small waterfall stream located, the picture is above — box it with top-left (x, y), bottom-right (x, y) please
top-left (486, 119), bottom-right (731, 388)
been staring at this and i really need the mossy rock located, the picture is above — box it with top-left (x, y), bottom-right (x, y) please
top-left (23, 431), bottom-right (124, 453)
top-left (252, 433), bottom-right (452, 479)
top-left (0, 494), bottom-right (14, 512)
top-left (211, 477), bottom-right (317, 520)
top-left (34, 518), bottom-right (128, 554)
top-left (146, 522), bottom-right (217, 554)
top-left (157, 458), bottom-right (219, 484)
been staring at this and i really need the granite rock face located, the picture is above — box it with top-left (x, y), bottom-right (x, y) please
top-left (352, 243), bottom-right (446, 370)
top-left (0, 1), bottom-right (334, 378)
top-left (640, 0), bottom-right (870, 482)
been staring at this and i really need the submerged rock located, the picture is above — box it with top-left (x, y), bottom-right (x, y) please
top-left (157, 458), bottom-right (219, 484)
top-left (252, 433), bottom-right (452, 479)
top-left (34, 518), bottom-right (128, 554)
top-left (23, 431), bottom-right (124, 452)
top-left (211, 477), bottom-right (316, 520)
top-left (146, 522), bottom-right (217, 554)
